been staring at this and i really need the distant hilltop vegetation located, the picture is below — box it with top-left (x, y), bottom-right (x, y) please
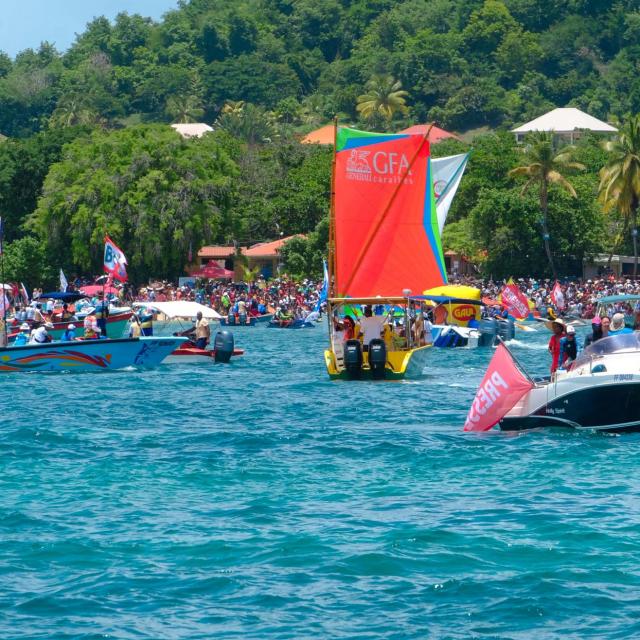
top-left (0, 0), bottom-right (637, 137)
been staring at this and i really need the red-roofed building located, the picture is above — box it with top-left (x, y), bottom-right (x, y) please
top-left (301, 123), bottom-right (460, 145)
top-left (397, 124), bottom-right (461, 143)
top-left (244, 235), bottom-right (305, 278)
top-left (300, 124), bottom-right (339, 145)
top-left (194, 235), bottom-right (305, 279)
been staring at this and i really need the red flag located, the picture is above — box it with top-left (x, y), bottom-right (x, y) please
top-left (464, 343), bottom-right (534, 432)
top-left (500, 283), bottom-right (530, 320)
top-left (551, 281), bottom-right (565, 310)
top-left (104, 236), bottom-right (128, 282)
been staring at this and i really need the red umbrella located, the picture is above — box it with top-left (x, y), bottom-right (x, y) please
top-left (80, 284), bottom-right (120, 296)
top-left (192, 264), bottom-right (234, 279)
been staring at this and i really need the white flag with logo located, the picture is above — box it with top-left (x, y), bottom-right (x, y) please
top-left (59, 268), bottom-right (68, 292)
top-left (432, 153), bottom-right (470, 234)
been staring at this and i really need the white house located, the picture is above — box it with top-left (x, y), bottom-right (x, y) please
top-left (170, 123), bottom-right (214, 139)
top-left (512, 107), bottom-right (617, 143)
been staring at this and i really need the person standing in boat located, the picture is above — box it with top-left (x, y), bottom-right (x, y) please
top-left (559, 325), bottom-right (578, 369)
top-left (194, 311), bottom-right (210, 349)
top-left (359, 305), bottom-right (385, 352)
top-left (547, 318), bottom-right (566, 374)
top-left (584, 316), bottom-right (602, 349)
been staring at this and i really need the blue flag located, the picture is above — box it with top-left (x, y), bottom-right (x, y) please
top-left (315, 259), bottom-right (329, 311)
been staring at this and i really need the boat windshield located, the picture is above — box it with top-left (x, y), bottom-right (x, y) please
top-left (572, 332), bottom-right (640, 369)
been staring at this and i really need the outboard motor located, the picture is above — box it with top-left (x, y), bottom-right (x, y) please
top-left (214, 330), bottom-right (235, 363)
top-left (344, 339), bottom-right (363, 379)
top-left (497, 318), bottom-right (515, 342)
top-left (227, 313), bottom-right (235, 326)
top-left (478, 318), bottom-right (498, 347)
top-left (368, 338), bottom-right (387, 379)
top-left (239, 312), bottom-right (247, 325)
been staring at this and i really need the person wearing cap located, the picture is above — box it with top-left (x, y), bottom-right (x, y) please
top-left (584, 316), bottom-right (602, 349)
top-left (609, 312), bottom-right (633, 336)
top-left (29, 322), bottom-right (53, 344)
top-left (547, 318), bottom-right (566, 374)
top-left (559, 324), bottom-right (578, 369)
top-left (61, 324), bottom-right (77, 341)
top-left (14, 323), bottom-right (31, 346)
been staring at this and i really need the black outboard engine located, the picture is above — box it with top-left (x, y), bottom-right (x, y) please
top-left (497, 317), bottom-right (515, 342)
top-left (478, 318), bottom-right (498, 347)
top-left (227, 313), bottom-right (235, 326)
top-left (368, 338), bottom-right (387, 379)
top-left (239, 312), bottom-right (247, 325)
top-left (344, 339), bottom-right (363, 379)
top-left (214, 330), bottom-right (235, 363)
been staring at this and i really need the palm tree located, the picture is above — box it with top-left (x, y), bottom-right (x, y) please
top-left (215, 102), bottom-right (276, 145)
top-left (241, 265), bottom-right (261, 283)
top-left (165, 94), bottom-right (205, 123)
top-left (49, 94), bottom-right (98, 128)
top-left (356, 74), bottom-right (409, 124)
top-left (508, 132), bottom-right (585, 279)
top-left (599, 115), bottom-right (640, 278)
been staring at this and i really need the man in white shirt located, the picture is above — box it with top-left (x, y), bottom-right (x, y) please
top-left (359, 305), bottom-right (385, 350)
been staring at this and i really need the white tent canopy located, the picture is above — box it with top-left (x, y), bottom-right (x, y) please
top-left (512, 107), bottom-right (617, 135)
top-left (135, 301), bottom-right (222, 319)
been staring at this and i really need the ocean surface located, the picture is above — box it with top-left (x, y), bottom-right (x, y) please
top-left (3, 323), bottom-right (640, 639)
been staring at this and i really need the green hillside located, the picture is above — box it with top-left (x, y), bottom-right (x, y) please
top-left (0, 0), bottom-right (639, 283)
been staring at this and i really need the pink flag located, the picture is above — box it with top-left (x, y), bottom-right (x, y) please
top-left (501, 283), bottom-right (530, 320)
top-left (551, 281), bottom-right (565, 310)
top-left (464, 343), bottom-right (534, 432)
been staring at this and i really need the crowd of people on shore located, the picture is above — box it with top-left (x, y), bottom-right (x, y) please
top-left (127, 277), bottom-right (325, 322)
top-left (452, 275), bottom-right (640, 320)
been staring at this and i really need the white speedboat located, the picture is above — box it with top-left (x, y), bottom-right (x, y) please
top-left (499, 333), bottom-right (640, 433)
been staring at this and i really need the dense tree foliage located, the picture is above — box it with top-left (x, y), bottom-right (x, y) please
top-left (2, 0), bottom-right (639, 138)
top-left (1, 1), bottom-right (640, 282)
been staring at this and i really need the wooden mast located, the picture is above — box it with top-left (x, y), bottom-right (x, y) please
top-left (327, 117), bottom-right (338, 298)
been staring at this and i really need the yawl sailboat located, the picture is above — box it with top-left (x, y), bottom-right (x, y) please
top-left (324, 125), bottom-right (449, 379)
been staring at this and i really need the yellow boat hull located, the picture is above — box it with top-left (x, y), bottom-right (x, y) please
top-left (324, 344), bottom-right (431, 380)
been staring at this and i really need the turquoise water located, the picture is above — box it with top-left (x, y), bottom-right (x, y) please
top-left (3, 325), bottom-right (640, 638)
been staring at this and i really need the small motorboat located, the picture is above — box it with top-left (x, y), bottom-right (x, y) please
top-left (499, 333), bottom-right (640, 433)
top-left (267, 318), bottom-right (316, 329)
top-left (221, 313), bottom-right (257, 327)
top-left (166, 332), bottom-right (244, 364)
top-left (132, 301), bottom-right (222, 336)
top-left (0, 336), bottom-right (186, 372)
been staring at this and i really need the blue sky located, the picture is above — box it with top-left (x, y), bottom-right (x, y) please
top-left (1, 0), bottom-right (179, 58)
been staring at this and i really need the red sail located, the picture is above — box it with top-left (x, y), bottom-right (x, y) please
top-left (464, 343), bottom-right (534, 432)
top-left (333, 129), bottom-right (447, 297)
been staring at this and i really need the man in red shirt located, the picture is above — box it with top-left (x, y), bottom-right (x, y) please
top-left (547, 318), bottom-right (566, 374)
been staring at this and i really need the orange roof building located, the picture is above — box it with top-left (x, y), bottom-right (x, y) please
top-left (300, 124), bottom-right (338, 145)
top-left (302, 122), bottom-right (460, 145)
top-left (243, 235), bottom-right (304, 258)
top-left (397, 124), bottom-right (461, 142)
top-left (197, 246), bottom-right (238, 259)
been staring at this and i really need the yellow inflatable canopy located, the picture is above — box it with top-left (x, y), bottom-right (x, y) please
top-left (422, 285), bottom-right (481, 327)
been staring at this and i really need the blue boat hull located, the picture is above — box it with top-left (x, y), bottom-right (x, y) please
top-left (267, 319), bottom-right (315, 329)
top-left (0, 337), bottom-right (187, 372)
